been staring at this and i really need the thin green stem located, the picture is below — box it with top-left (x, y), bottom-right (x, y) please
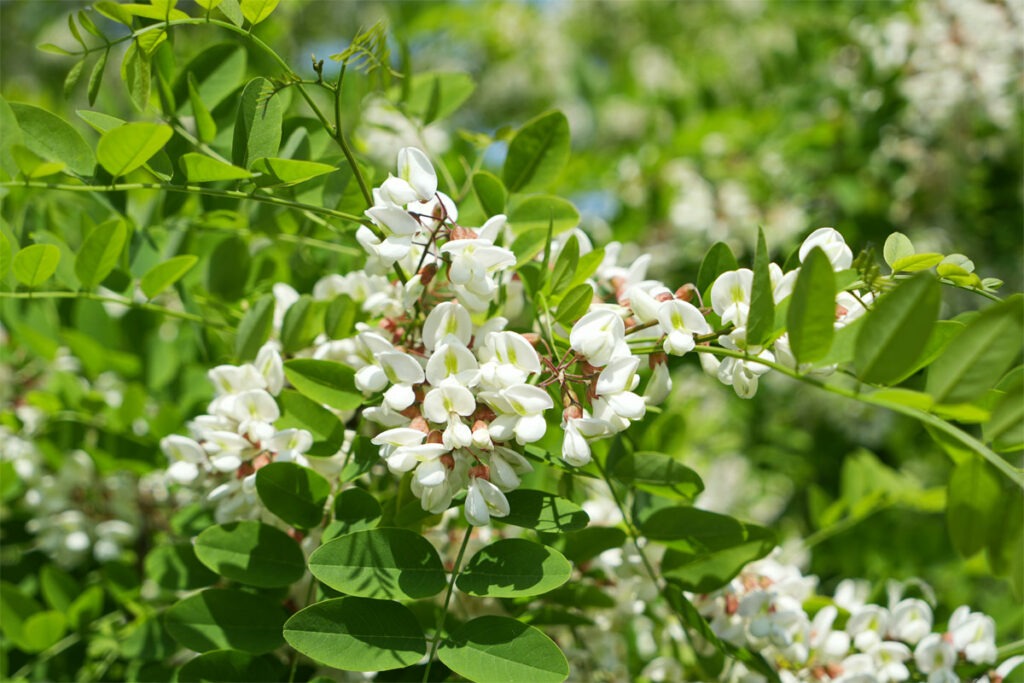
top-left (593, 456), bottom-right (662, 587)
top-left (11, 633), bottom-right (80, 680)
top-left (423, 527), bottom-right (473, 683)
top-left (333, 63), bottom-right (374, 208)
top-left (2, 181), bottom-right (366, 226)
top-left (690, 345), bottom-right (1024, 489)
top-left (0, 291), bottom-right (231, 329)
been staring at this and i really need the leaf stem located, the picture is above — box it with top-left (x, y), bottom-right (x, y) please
top-left (0, 291), bottom-right (231, 329)
top-left (1, 181), bottom-right (366, 226)
top-left (423, 526), bottom-right (473, 683)
top-left (689, 345), bottom-right (1024, 489)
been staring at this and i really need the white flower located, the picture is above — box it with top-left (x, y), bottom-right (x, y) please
top-left (483, 384), bottom-right (554, 444)
top-left (594, 356), bottom-right (646, 421)
top-left (799, 227), bottom-right (853, 271)
top-left (561, 415), bottom-right (612, 466)
top-left (371, 428), bottom-right (448, 474)
top-left (478, 331), bottom-right (542, 390)
top-left (254, 343), bottom-right (284, 395)
top-left (711, 269), bottom-right (753, 327)
top-left (948, 606), bottom-right (997, 664)
top-left (161, 435), bottom-right (206, 484)
top-left (377, 351), bottom-right (426, 411)
top-left (422, 301), bottom-right (472, 352)
top-left (570, 309), bottom-right (629, 366)
top-left (397, 147), bottom-right (438, 201)
top-left (913, 633), bottom-right (956, 674)
top-left (847, 605), bottom-right (890, 653)
top-left (888, 598), bottom-right (933, 645)
top-left (656, 299), bottom-right (710, 356)
top-left (465, 476), bottom-right (510, 526)
top-left (425, 342), bottom-right (480, 387)
top-left (440, 237), bottom-right (516, 313)
top-left (644, 360), bottom-right (672, 404)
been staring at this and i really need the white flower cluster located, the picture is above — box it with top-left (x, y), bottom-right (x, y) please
top-left (158, 341), bottom-right (327, 523)
top-left (1, 424), bottom-right (138, 568)
top-left (693, 551), bottom-right (1022, 683)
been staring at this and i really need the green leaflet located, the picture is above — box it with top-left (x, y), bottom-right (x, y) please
top-left (854, 273), bottom-right (940, 385)
top-left (439, 616), bottom-right (569, 683)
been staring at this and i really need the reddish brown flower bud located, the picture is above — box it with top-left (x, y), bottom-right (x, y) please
top-left (675, 283), bottom-right (697, 302)
top-left (473, 406), bottom-right (497, 422)
top-left (471, 419), bottom-right (489, 433)
top-left (521, 332), bottom-right (541, 346)
top-left (419, 262), bottom-right (438, 286)
top-left (440, 453), bottom-right (455, 470)
top-left (409, 416), bottom-right (430, 434)
top-left (655, 291), bottom-right (674, 302)
top-left (426, 430), bottom-right (444, 445)
top-left (400, 405), bottom-right (422, 420)
top-left (563, 404), bottom-right (583, 421)
top-left (469, 464), bottom-right (489, 480)
top-left (649, 352), bottom-right (667, 369)
top-left (449, 225), bottom-right (478, 241)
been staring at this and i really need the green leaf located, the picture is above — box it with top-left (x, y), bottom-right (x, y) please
top-left (883, 232), bottom-right (915, 269)
top-left (324, 294), bottom-right (360, 340)
top-left (188, 74), bottom-right (218, 142)
top-left (883, 320), bottom-right (965, 386)
top-left (194, 521), bottom-right (305, 587)
top-left (456, 538), bottom-right (572, 598)
top-left (697, 242), bottom-right (739, 297)
top-left (309, 528), bottom-right (446, 600)
top-left (280, 296), bottom-right (326, 354)
top-left (947, 457), bottom-right (1002, 557)
top-left (173, 43), bottom-right (247, 113)
top-left (75, 219), bottom-right (127, 290)
top-left (339, 435), bottom-right (380, 481)
top-left (473, 170), bottom-right (508, 217)
top-left (164, 588), bottom-right (287, 654)
top-left (503, 111), bottom-right (570, 194)
top-left (276, 389), bottom-right (346, 457)
top-left (985, 374), bottom-right (1024, 452)
top-left (510, 228), bottom-right (549, 268)
top-left (439, 616), bottom-right (569, 683)
top-left (546, 234), bottom-right (579, 297)
top-left (926, 295), bottom-right (1024, 405)
top-left (206, 236), bottom-right (251, 301)
top-left (21, 611), bottom-right (67, 653)
top-left (240, 0), bottom-right (279, 25)
top-left (40, 565), bottom-right (80, 612)
top-left (854, 273), bottom-right (940, 385)
top-left (251, 157), bottom-right (337, 186)
top-left (144, 543), bottom-right (218, 592)
top-left (499, 490), bottom-right (590, 532)
top-left (121, 43), bottom-right (151, 112)
top-left (747, 228), bottom-right (775, 347)
top-left (235, 294), bottom-right (275, 361)
top-left (283, 358), bottom-right (362, 411)
top-left (397, 71), bottom-right (475, 122)
top-left (140, 255), bottom-right (198, 299)
top-left (180, 153), bottom-right (253, 182)
top-left (986, 488), bottom-right (1024, 595)
top-left (96, 122), bottom-right (173, 177)
top-left (9, 102), bottom-right (95, 176)
top-left (13, 244), bottom-right (60, 287)
top-left (283, 597), bottom-right (426, 671)
top-left (66, 585), bottom-right (104, 632)
top-left (179, 650), bottom-right (286, 683)
top-left (94, 1), bottom-right (133, 24)
top-left (331, 488), bottom-right (382, 535)
top-left (607, 451), bottom-right (704, 502)
top-left (63, 59), bottom-right (86, 100)
top-left (554, 283), bottom-right (594, 327)
top-left (196, 0), bottom-right (226, 11)
top-left (255, 462), bottom-right (331, 530)
top-left (11, 145), bottom-right (67, 179)
top-left (0, 233), bottom-right (11, 278)
top-left (1, 581), bottom-right (41, 649)
top-left (508, 195), bottom-right (579, 235)
top-left (787, 247), bottom-right (836, 364)
top-left (233, 78), bottom-right (283, 169)
top-left (891, 253), bottom-right (943, 272)
top-left (641, 507), bottom-right (776, 593)
top-left (117, 3), bottom-right (189, 21)
top-left (76, 109), bottom-right (125, 134)
top-left (87, 50), bottom-right (109, 107)
top-left (217, 0), bottom-right (245, 26)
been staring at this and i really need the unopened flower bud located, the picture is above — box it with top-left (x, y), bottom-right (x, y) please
top-left (426, 430), bottom-right (444, 445)
top-left (448, 225), bottom-right (477, 241)
top-left (521, 332), bottom-right (541, 346)
top-left (400, 405), bottom-right (422, 420)
top-left (419, 263), bottom-right (438, 286)
top-left (469, 464), bottom-right (490, 480)
top-left (655, 291), bottom-right (674, 303)
top-left (675, 283), bottom-right (697, 302)
top-left (563, 404), bottom-right (584, 421)
top-left (440, 453), bottom-right (455, 470)
top-left (409, 416), bottom-right (430, 433)
top-left (649, 352), bottom-right (667, 369)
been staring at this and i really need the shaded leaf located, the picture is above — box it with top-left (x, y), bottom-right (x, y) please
top-left (499, 490), bottom-right (590, 532)
top-left (96, 122), bottom-right (173, 177)
top-left (164, 588), bottom-right (287, 654)
top-left (503, 110), bottom-right (570, 194)
top-left (854, 274), bottom-right (940, 385)
top-left (13, 244), bottom-right (60, 287)
top-left (140, 255), bottom-right (198, 299)
top-left (787, 247), bottom-right (836, 364)
top-left (457, 538), bottom-right (572, 598)
top-left (194, 521), bottom-right (305, 588)
top-left (439, 616), bottom-right (569, 683)
top-left (283, 358), bottom-right (362, 411)
top-left (255, 462), bottom-right (331, 530)
top-left (284, 597), bottom-right (426, 672)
